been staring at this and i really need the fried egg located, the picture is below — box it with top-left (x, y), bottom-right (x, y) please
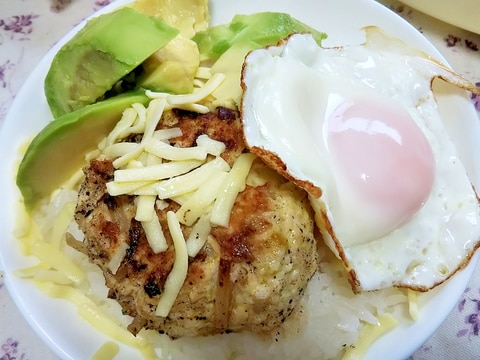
top-left (241, 27), bottom-right (480, 292)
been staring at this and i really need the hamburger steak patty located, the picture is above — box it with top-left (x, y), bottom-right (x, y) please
top-left (74, 107), bottom-right (318, 339)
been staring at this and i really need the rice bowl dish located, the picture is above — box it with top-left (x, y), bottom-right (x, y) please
top-left (1, 0), bottom-right (480, 359)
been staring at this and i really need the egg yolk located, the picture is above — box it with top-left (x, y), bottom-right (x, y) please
top-left (325, 94), bottom-right (436, 242)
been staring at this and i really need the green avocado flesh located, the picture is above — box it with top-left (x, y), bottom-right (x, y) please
top-left (193, 12), bottom-right (327, 61)
top-left (17, 91), bottom-right (150, 211)
top-left (44, 7), bottom-right (178, 118)
top-left (136, 36), bottom-right (200, 94)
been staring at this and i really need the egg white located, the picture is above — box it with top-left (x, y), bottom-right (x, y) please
top-left (241, 27), bottom-right (480, 292)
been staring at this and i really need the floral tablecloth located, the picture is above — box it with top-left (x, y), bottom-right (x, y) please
top-left (1, 0), bottom-right (480, 359)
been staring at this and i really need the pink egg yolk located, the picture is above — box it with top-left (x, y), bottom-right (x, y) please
top-left (325, 94), bottom-right (436, 238)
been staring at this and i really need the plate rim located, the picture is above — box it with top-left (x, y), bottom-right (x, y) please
top-left (0, 0), bottom-right (479, 359)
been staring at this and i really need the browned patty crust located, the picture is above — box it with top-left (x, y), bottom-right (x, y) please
top-left (74, 107), bottom-right (318, 339)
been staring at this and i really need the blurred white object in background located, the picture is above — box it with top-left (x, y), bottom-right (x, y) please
top-left (399, 0), bottom-right (480, 34)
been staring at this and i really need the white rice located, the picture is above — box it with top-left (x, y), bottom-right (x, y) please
top-left (30, 187), bottom-right (408, 360)
top-left (141, 248), bottom-right (407, 360)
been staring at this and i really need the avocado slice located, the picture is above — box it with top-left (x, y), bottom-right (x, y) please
top-left (136, 36), bottom-right (200, 94)
top-left (193, 12), bottom-right (327, 61)
top-left (17, 91), bottom-right (150, 211)
top-left (45, 7), bottom-right (178, 118)
top-left (208, 41), bottom-right (257, 104)
top-left (192, 12), bottom-right (327, 103)
top-left (129, 0), bottom-right (209, 39)
top-left (129, 0), bottom-right (209, 95)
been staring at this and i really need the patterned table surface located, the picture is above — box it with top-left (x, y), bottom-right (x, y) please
top-left (1, 0), bottom-right (480, 359)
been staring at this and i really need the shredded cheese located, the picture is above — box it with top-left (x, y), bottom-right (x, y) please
top-left (196, 134), bottom-right (226, 156)
top-left (114, 159), bottom-right (203, 182)
top-left (98, 78), bottom-right (255, 316)
top-left (144, 137), bottom-right (208, 161)
top-left (195, 66), bottom-right (212, 80)
top-left (169, 192), bottom-right (194, 206)
top-left (168, 102), bottom-right (210, 114)
top-left (107, 242), bottom-right (130, 274)
top-left (125, 159), bottom-right (145, 169)
top-left (32, 269), bottom-right (73, 285)
top-left (135, 195), bottom-right (157, 222)
top-left (210, 153), bottom-right (256, 227)
top-left (145, 152), bottom-right (163, 167)
top-left (186, 215), bottom-right (212, 258)
top-left (156, 199), bottom-right (169, 210)
top-left (112, 143), bottom-right (146, 169)
top-left (193, 78), bottom-right (207, 89)
top-left (143, 98), bottom-right (167, 139)
top-left (341, 314), bottom-right (398, 360)
top-left (30, 242), bottom-right (85, 285)
top-left (106, 180), bottom-right (155, 197)
top-left (35, 281), bottom-right (157, 359)
top-left (111, 98), bottom-right (166, 169)
top-left (129, 103), bottom-right (147, 134)
top-left (131, 157), bottom-right (230, 198)
top-left (91, 342), bottom-right (120, 360)
top-left (103, 107), bottom-right (140, 147)
top-left (62, 169), bottom-right (85, 192)
top-left (176, 170), bottom-right (228, 226)
top-left (50, 201), bottom-right (76, 247)
top-left (102, 143), bottom-right (138, 158)
top-left (155, 211), bottom-right (189, 317)
top-left (142, 216), bottom-right (168, 254)
top-left (12, 200), bottom-right (32, 239)
top-left (153, 127), bottom-right (183, 141)
top-left (14, 264), bottom-right (50, 278)
top-left (407, 289), bottom-right (419, 321)
top-left (146, 73), bottom-right (225, 105)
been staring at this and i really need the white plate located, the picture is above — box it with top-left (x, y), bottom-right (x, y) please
top-left (1, 0), bottom-right (479, 359)
top-left (399, 0), bottom-right (480, 35)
